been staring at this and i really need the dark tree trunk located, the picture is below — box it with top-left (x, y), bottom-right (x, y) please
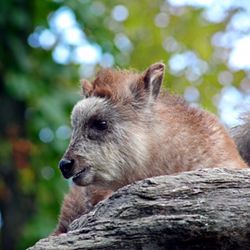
top-left (0, 1), bottom-right (35, 249)
top-left (0, 92), bottom-right (35, 250)
top-left (28, 168), bottom-right (250, 250)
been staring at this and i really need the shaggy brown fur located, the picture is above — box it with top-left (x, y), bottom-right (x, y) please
top-left (53, 186), bottom-right (112, 235)
top-left (54, 63), bottom-right (247, 235)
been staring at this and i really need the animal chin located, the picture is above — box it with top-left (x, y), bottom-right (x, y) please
top-left (72, 166), bottom-right (91, 186)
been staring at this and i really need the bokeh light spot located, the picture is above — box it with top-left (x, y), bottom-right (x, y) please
top-left (229, 35), bottom-right (250, 71)
top-left (41, 166), bottom-right (55, 180)
top-left (112, 5), bottom-right (129, 22)
top-left (56, 125), bottom-right (71, 140)
top-left (184, 86), bottom-right (200, 102)
top-left (114, 33), bottom-right (133, 52)
top-left (39, 29), bottom-right (56, 50)
top-left (49, 6), bottom-right (76, 32)
top-left (72, 44), bottom-right (102, 64)
top-left (39, 127), bottom-right (54, 143)
top-left (218, 71), bottom-right (233, 86)
top-left (100, 53), bottom-right (115, 67)
top-left (52, 44), bottom-right (71, 64)
top-left (154, 12), bottom-right (169, 28)
top-left (61, 26), bottom-right (85, 46)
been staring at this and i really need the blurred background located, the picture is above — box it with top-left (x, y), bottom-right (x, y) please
top-left (0, 0), bottom-right (250, 249)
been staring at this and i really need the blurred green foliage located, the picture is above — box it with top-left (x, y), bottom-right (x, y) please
top-left (0, 0), bottom-right (249, 249)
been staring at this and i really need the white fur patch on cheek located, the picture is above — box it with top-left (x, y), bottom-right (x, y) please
top-left (127, 128), bottom-right (149, 168)
top-left (97, 171), bottom-right (115, 182)
top-left (82, 141), bottom-right (127, 184)
top-left (94, 149), bottom-right (124, 180)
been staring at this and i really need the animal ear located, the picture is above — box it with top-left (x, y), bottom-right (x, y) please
top-left (143, 62), bottom-right (165, 100)
top-left (81, 79), bottom-right (93, 97)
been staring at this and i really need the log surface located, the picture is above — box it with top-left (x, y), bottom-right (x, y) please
top-left (28, 168), bottom-right (250, 250)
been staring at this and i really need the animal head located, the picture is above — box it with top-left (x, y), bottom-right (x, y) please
top-left (59, 62), bottom-right (165, 189)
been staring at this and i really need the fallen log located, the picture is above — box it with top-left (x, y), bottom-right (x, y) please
top-left (28, 168), bottom-right (250, 250)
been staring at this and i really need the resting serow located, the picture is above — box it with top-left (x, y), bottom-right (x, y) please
top-left (53, 62), bottom-right (248, 235)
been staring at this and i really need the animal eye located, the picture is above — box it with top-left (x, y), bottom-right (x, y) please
top-left (91, 120), bottom-right (108, 131)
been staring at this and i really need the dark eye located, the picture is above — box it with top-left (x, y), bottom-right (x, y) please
top-left (91, 120), bottom-right (108, 131)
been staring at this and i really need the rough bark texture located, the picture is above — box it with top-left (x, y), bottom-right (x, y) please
top-left (29, 168), bottom-right (250, 250)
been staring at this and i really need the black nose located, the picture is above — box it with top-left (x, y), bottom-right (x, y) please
top-left (59, 159), bottom-right (74, 179)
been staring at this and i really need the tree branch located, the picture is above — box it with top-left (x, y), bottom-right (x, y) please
top-left (28, 168), bottom-right (250, 250)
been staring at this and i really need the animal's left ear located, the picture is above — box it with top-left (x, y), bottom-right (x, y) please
top-left (81, 79), bottom-right (93, 98)
top-left (143, 62), bottom-right (165, 100)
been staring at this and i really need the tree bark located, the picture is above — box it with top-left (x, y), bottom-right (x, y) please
top-left (28, 168), bottom-right (250, 250)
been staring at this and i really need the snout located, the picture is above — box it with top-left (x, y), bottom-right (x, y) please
top-left (58, 159), bottom-right (74, 179)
